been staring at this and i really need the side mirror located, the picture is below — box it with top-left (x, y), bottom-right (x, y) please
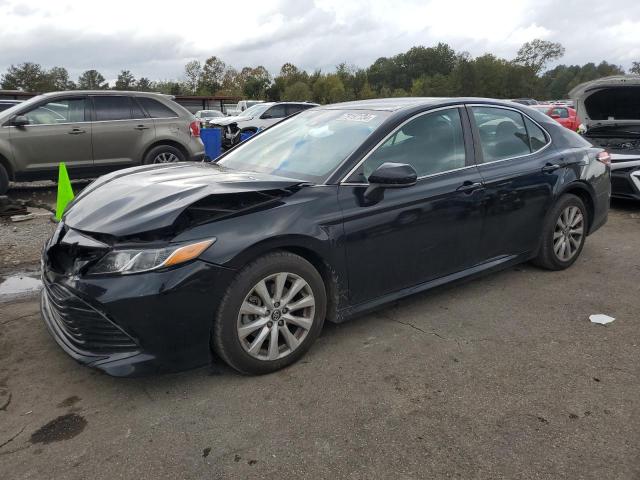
top-left (363, 162), bottom-right (417, 204)
top-left (12, 115), bottom-right (29, 127)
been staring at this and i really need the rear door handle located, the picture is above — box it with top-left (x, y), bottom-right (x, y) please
top-left (542, 163), bottom-right (561, 173)
top-left (68, 128), bottom-right (86, 135)
top-left (456, 181), bottom-right (484, 193)
top-left (134, 125), bottom-right (150, 130)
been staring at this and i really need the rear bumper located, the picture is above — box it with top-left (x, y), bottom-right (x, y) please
top-left (40, 260), bottom-right (236, 376)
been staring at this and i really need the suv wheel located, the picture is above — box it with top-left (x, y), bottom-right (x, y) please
top-left (0, 164), bottom-right (8, 195)
top-left (143, 145), bottom-right (186, 165)
top-left (213, 251), bottom-right (326, 375)
top-left (533, 193), bottom-right (588, 270)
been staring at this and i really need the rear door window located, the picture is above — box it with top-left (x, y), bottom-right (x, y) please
top-left (131, 99), bottom-right (147, 119)
top-left (93, 96), bottom-right (133, 121)
top-left (138, 97), bottom-right (179, 118)
top-left (471, 107), bottom-right (533, 162)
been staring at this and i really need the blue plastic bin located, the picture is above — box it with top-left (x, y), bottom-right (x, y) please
top-left (240, 130), bottom-right (256, 142)
top-left (200, 128), bottom-right (222, 160)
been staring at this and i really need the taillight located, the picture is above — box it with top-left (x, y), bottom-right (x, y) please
top-left (189, 120), bottom-right (200, 137)
top-left (596, 151), bottom-right (611, 165)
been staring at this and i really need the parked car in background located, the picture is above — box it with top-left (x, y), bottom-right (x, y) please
top-left (532, 104), bottom-right (580, 131)
top-left (209, 101), bottom-right (319, 149)
top-left (510, 98), bottom-right (539, 105)
top-left (225, 100), bottom-right (264, 116)
top-left (0, 99), bottom-right (22, 112)
top-left (40, 98), bottom-right (610, 376)
top-left (0, 91), bottom-right (204, 194)
top-left (570, 75), bottom-right (640, 200)
top-left (194, 109), bottom-right (225, 127)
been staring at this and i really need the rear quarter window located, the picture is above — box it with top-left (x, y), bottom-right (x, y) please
top-left (138, 97), bottom-right (179, 118)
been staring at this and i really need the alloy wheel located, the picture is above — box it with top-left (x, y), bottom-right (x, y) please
top-left (553, 205), bottom-right (584, 262)
top-left (153, 152), bottom-right (179, 163)
top-left (236, 272), bottom-right (315, 361)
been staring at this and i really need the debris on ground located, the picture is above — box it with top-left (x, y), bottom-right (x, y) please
top-left (10, 213), bottom-right (36, 222)
top-left (0, 195), bottom-right (28, 217)
top-left (10, 209), bottom-right (53, 223)
top-left (589, 314), bottom-right (615, 325)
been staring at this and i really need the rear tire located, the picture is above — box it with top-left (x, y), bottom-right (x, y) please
top-left (0, 163), bottom-right (8, 194)
top-left (533, 194), bottom-right (588, 270)
top-left (143, 145), bottom-right (186, 165)
top-left (213, 251), bottom-right (326, 375)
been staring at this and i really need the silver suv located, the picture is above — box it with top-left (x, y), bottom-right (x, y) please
top-left (0, 91), bottom-right (205, 194)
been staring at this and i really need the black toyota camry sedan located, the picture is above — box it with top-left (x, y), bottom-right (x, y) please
top-left (41, 98), bottom-right (611, 376)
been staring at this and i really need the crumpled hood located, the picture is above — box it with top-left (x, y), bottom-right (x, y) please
top-left (63, 162), bottom-right (304, 237)
top-left (569, 75), bottom-right (640, 128)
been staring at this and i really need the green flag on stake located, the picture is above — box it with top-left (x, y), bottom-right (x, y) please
top-left (55, 162), bottom-right (74, 220)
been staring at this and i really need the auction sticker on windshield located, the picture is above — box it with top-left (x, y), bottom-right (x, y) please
top-left (340, 113), bottom-right (377, 122)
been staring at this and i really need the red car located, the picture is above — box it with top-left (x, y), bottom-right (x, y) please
top-left (532, 104), bottom-right (580, 131)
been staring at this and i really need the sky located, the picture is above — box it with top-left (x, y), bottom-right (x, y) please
top-left (0, 0), bottom-right (639, 83)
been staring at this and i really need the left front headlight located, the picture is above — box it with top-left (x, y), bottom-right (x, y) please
top-left (88, 239), bottom-right (215, 275)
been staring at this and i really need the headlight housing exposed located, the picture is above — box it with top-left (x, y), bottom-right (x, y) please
top-left (88, 239), bottom-right (215, 275)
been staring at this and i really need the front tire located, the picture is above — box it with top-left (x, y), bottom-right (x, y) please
top-left (213, 252), bottom-right (326, 375)
top-left (533, 194), bottom-right (588, 270)
top-left (0, 163), bottom-right (8, 194)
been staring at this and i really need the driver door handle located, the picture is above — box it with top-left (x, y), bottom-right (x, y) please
top-left (456, 181), bottom-right (484, 193)
top-left (134, 125), bottom-right (150, 130)
top-left (68, 128), bottom-right (86, 135)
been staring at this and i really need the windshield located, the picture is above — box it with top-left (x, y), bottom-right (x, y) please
top-left (217, 109), bottom-right (390, 182)
top-left (241, 104), bottom-right (270, 117)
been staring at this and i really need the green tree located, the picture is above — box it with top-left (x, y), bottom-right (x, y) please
top-left (514, 39), bottom-right (565, 74)
top-left (1, 62), bottom-right (48, 91)
top-left (283, 81), bottom-right (312, 101)
top-left (201, 56), bottom-right (226, 94)
top-left (358, 81), bottom-right (376, 99)
top-left (313, 74), bottom-right (346, 103)
top-left (114, 70), bottom-right (136, 90)
top-left (46, 66), bottom-right (75, 91)
top-left (184, 60), bottom-right (202, 94)
top-left (136, 77), bottom-right (153, 91)
top-left (78, 69), bottom-right (108, 89)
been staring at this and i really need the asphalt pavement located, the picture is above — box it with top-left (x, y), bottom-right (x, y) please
top-left (0, 201), bottom-right (639, 479)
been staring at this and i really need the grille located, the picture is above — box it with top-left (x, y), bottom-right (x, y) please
top-left (44, 282), bottom-right (137, 353)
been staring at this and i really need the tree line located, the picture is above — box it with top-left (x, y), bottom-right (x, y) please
top-left (2, 40), bottom-right (639, 102)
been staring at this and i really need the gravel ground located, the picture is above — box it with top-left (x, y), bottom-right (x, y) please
top-left (0, 181), bottom-right (90, 274)
top-left (0, 200), bottom-right (638, 479)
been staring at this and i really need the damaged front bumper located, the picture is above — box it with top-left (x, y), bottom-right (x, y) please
top-left (40, 258), bottom-right (236, 376)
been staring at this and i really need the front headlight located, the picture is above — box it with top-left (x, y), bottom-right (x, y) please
top-left (88, 239), bottom-right (215, 275)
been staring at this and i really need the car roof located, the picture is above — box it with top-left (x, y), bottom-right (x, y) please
top-left (321, 97), bottom-right (532, 112)
top-left (37, 90), bottom-right (174, 99)
top-left (270, 101), bottom-right (319, 106)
